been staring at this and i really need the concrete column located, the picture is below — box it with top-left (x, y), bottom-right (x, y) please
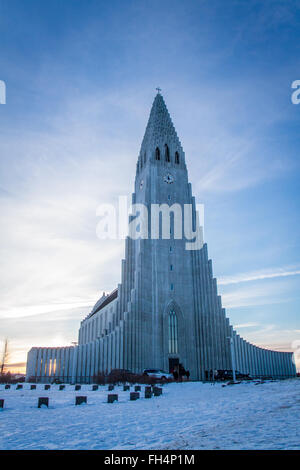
top-left (239, 336), bottom-right (244, 373)
top-left (71, 347), bottom-right (78, 383)
top-left (256, 348), bottom-right (261, 377)
top-left (269, 350), bottom-right (274, 377)
top-left (82, 344), bottom-right (87, 383)
top-left (253, 345), bottom-right (257, 376)
top-left (25, 348), bottom-right (38, 382)
top-left (98, 338), bottom-right (103, 374)
top-left (248, 344), bottom-right (253, 375)
top-left (86, 342), bottom-right (91, 383)
top-left (278, 352), bottom-right (283, 378)
top-left (36, 348), bottom-right (43, 382)
top-left (111, 332), bottom-right (116, 371)
top-left (263, 349), bottom-right (269, 377)
top-left (93, 340), bottom-right (98, 379)
top-left (44, 348), bottom-right (50, 383)
top-left (244, 342), bottom-right (249, 374)
top-left (120, 322), bottom-right (124, 370)
top-left (103, 336), bottom-right (108, 374)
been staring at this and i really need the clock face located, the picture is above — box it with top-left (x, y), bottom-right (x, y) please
top-left (163, 173), bottom-right (174, 184)
top-left (140, 179), bottom-right (144, 189)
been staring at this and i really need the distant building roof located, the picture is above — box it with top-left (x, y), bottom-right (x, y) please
top-left (89, 288), bottom-right (118, 318)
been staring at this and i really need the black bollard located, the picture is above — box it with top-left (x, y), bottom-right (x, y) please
top-left (75, 385), bottom-right (81, 391)
top-left (30, 385), bottom-right (37, 390)
top-left (0, 399), bottom-right (4, 409)
top-left (153, 387), bottom-right (162, 396)
top-left (92, 385), bottom-right (98, 391)
top-left (44, 384), bottom-right (51, 390)
top-left (130, 392), bottom-right (140, 401)
top-left (75, 396), bottom-right (87, 406)
top-left (123, 385), bottom-right (130, 391)
top-left (145, 390), bottom-right (152, 399)
top-left (38, 397), bottom-right (49, 408)
top-left (107, 394), bottom-right (118, 403)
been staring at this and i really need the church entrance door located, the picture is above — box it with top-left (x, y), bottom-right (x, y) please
top-left (169, 357), bottom-right (179, 373)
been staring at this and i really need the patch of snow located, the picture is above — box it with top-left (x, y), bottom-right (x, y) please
top-left (0, 380), bottom-right (299, 450)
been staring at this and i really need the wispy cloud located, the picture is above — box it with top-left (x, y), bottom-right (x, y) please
top-left (219, 266), bottom-right (300, 286)
top-left (234, 322), bottom-right (260, 329)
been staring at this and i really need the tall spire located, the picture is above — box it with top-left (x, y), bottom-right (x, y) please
top-left (140, 92), bottom-right (183, 154)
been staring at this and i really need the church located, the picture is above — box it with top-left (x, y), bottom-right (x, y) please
top-left (26, 92), bottom-right (296, 382)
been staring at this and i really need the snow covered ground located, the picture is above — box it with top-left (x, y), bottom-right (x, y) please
top-left (0, 379), bottom-right (299, 450)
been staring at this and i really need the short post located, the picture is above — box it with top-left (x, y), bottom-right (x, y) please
top-left (0, 399), bottom-right (4, 409)
top-left (30, 385), bottom-right (36, 390)
top-left (153, 387), bottom-right (162, 396)
top-left (59, 385), bottom-right (65, 391)
top-left (107, 394), bottom-right (118, 403)
top-left (134, 385), bottom-right (141, 392)
top-left (130, 392), bottom-right (140, 401)
top-left (123, 385), bottom-right (130, 391)
top-left (38, 397), bottom-right (49, 408)
top-left (75, 396), bottom-right (87, 406)
top-left (145, 386), bottom-right (152, 393)
top-left (92, 385), bottom-right (98, 391)
top-left (44, 384), bottom-right (51, 390)
top-left (108, 385), bottom-right (114, 391)
top-left (144, 389), bottom-right (152, 399)
top-left (16, 384), bottom-right (23, 390)
top-left (75, 385), bottom-right (81, 391)
top-left (5, 385), bottom-right (10, 390)
top-left (227, 336), bottom-right (237, 382)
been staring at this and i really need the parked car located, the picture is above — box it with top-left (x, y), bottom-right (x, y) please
top-left (143, 369), bottom-right (173, 381)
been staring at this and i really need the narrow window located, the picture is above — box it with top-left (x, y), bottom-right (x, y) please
top-left (165, 144), bottom-right (170, 162)
top-left (169, 246), bottom-right (172, 253)
top-left (170, 283), bottom-right (174, 291)
top-left (170, 264), bottom-right (173, 271)
top-left (168, 310), bottom-right (178, 354)
top-left (175, 151), bottom-right (180, 164)
top-left (155, 147), bottom-right (160, 160)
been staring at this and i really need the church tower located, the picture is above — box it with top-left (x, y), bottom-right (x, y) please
top-left (26, 92), bottom-right (296, 383)
top-left (119, 90), bottom-right (232, 378)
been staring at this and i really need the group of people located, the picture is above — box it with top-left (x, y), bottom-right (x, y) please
top-left (171, 363), bottom-right (190, 382)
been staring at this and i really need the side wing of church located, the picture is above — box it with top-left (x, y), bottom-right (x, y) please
top-left (26, 93), bottom-right (296, 383)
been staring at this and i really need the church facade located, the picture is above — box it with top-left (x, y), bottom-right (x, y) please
top-left (26, 93), bottom-right (296, 382)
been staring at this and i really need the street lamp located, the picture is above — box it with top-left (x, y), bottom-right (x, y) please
top-left (227, 336), bottom-right (236, 382)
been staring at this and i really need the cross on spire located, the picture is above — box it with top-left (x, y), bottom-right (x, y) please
top-left (156, 87), bottom-right (161, 94)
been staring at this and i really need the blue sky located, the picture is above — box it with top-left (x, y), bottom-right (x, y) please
top-left (0, 0), bottom-right (300, 371)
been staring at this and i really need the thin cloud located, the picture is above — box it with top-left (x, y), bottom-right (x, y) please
top-left (234, 322), bottom-right (260, 329)
top-left (219, 267), bottom-right (300, 286)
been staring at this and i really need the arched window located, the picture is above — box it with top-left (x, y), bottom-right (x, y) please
top-left (155, 147), bottom-right (160, 160)
top-left (175, 151), bottom-right (180, 164)
top-left (165, 144), bottom-right (170, 162)
top-left (168, 310), bottom-right (178, 354)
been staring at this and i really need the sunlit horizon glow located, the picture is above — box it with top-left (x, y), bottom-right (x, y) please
top-left (0, 0), bottom-right (300, 373)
